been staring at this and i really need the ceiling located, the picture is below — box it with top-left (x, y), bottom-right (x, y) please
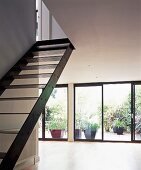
top-left (43, 0), bottom-right (141, 83)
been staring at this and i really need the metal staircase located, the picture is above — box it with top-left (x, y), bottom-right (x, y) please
top-left (0, 38), bottom-right (74, 170)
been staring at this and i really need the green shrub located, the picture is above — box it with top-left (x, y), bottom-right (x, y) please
top-left (113, 119), bottom-right (125, 128)
top-left (49, 119), bottom-right (66, 130)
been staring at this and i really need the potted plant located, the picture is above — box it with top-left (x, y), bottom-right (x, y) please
top-left (113, 119), bottom-right (125, 135)
top-left (49, 119), bottom-right (66, 138)
top-left (84, 122), bottom-right (99, 139)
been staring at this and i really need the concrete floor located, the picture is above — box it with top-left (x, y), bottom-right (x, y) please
top-left (23, 141), bottom-right (141, 170)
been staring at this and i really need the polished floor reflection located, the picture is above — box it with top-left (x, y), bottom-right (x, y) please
top-left (23, 141), bottom-right (141, 170)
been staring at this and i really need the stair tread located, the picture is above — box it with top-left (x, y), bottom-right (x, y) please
top-left (0, 129), bottom-right (19, 134)
top-left (33, 46), bottom-right (67, 52)
top-left (36, 38), bottom-right (70, 46)
top-left (0, 152), bottom-right (6, 159)
top-left (0, 97), bottom-right (38, 101)
top-left (0, 113), bottom-right (29, 114)
top-left (26, 56), bottom-right (61, 63)
top-left (18, 64), bottom-right (57, 70)
top-left (4, 84), bottom-right (46, 89)
top-left (33, 51), bottom-right (64, 57)
top-left (13, 73), bottom-right (52, 79)
top-left (33, 44), bottom-right (68, 52)
top-left (37, 43), bottom-right (69, 48)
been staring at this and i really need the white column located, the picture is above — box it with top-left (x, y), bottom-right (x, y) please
top-left (68, 83), bottom-right (74, 142)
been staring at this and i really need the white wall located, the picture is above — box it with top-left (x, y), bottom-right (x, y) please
top-left (51, 16), bottom-right (67, 39)
top-left (0, 0), bottom-right (36, 79)
top-left (42, 2), bottom-right (50, 40)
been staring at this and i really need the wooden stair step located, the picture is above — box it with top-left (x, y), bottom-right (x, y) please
top-left (36, 38), bottom-right (70, 46)
top-left (0, 152), bottom-right (6, 159)
top-left (37, 43), bottom-right (69, 49)
top-left (17, 64), bottom-right (57, 70)
top-left (0, 113), bottom-right (29, 115)
top-left (33, 45), bottom-right (67, 52)
top-left (33, 50), bottom-right (64, 56)
top-left (13, 73), bottom-right (52, 79)
top-left (26, 56), bottom-right (61, 63)
top-left (4, 84), bottom-right (46, 89)
top-left (0, 129), bottom-right (19, 134)
top-left (0, 97), bottom-right (38, 101)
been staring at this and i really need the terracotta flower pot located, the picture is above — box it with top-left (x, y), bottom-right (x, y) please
top-left (50, 129), bottom-right (64, 138)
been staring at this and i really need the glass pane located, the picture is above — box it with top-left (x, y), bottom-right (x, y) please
top-left (38, 89), bottom-right (43, 138)
top-left (45, 87), bottom-right (68, 139)
top-left (135, 85), bottom-right (141, 140)
top-left (103, 84), bottom-right (131, 141)
top-left (38, 115), bottom-right (42, 138)
top-left (75, 86), bottom-right (102, 140)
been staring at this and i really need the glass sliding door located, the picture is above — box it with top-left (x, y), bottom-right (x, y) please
top-left (103, 84), bottom-right (131, 141)
top-left (44, 86), bottom-right (68, 140)
top-left (38, 115), bottom-right (43, 138)
top-left (134, 85), bottom-right (141, 141)
top-left (38, 89), bottom-right (44, 139)
top-left (75, 85), bottom-right (102, 140)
